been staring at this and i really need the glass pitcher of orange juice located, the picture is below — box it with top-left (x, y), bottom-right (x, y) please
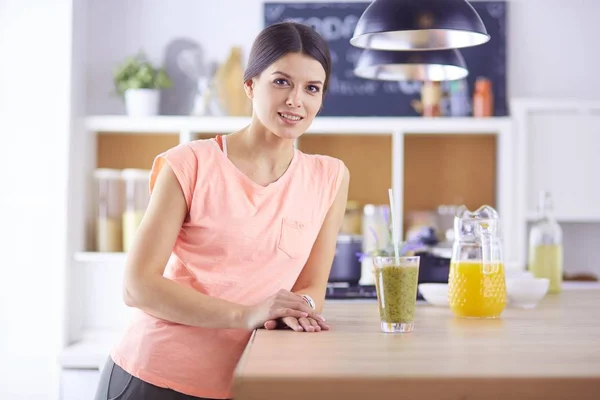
top-left (448, 205), bottom-right (506, 318)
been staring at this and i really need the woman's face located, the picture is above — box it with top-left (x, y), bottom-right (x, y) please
top-left (245, 52), bottom-right (326, 140)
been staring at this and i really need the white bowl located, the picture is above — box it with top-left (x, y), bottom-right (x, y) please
top-left (506, 277), bottom-right (549, 309)
top-left (418, 283), bottom-right (449, 307)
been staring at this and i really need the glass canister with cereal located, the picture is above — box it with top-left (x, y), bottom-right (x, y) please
top-left (94, 168), bottom-right (124, 252)
top-left (122, 168), bottom-right (151, 252)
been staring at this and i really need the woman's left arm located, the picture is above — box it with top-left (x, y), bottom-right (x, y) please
top-left (292, 164), bottom-right (350, 312)
top-left (264, 164), bottom-right (350, 332)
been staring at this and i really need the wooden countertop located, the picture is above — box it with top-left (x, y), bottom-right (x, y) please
top-left (233, 290), bottom-right (600, 400)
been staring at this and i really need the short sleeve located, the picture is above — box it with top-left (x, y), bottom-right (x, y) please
top-left (149, 143), bottom-right (198, 211)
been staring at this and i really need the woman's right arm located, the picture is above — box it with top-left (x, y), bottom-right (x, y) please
top-left (122, 163), bottom-right (322, 330)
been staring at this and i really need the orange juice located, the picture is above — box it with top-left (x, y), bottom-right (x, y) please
top-left (448, 261), bottom-right (506, 318)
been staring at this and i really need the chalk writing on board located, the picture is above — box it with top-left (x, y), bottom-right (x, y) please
top-left (264, 2), bottom-right (507, 117)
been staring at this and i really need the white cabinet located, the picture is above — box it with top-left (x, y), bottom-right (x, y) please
top-left (60, 369), bottom-right (100, 400)
top-left (513, 99), bottom-right (600, 271)
top-left (526, 111), bottom-right (600, 220)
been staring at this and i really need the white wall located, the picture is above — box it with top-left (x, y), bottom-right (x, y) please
top-left (508, 0), bottom-right (600, 99)
top-left (0, 1), bottom-right (78, 399)
top-left (85, 0), bottom-right (600, 115)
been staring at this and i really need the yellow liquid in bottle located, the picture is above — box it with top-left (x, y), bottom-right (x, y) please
top-left (528, 244), bottom-right (563, 293)
top-left (448, 261), bottom-right (507, 318)
top-left (122, 210), bottom-right (146, 252)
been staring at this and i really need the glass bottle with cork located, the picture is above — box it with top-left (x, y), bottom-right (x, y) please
top-left (528, 191), bottom-right (563, 293)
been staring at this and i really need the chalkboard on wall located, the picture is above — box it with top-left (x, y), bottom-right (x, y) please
top-left (264, 1), bottom-right (507, 117)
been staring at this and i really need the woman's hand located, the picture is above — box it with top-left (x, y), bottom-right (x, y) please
top-left (242, 289), bottom-right (325, 330)
top-left (263, 316), bottom-right (330, 332)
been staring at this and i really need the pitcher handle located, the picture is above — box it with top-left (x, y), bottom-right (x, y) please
top-left (478, 222), bottom-right (493, 275)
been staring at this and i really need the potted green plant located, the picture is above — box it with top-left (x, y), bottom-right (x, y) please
top-left (113, 52), bottom-right (172, 116)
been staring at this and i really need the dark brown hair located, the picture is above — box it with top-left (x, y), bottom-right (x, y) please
top-left (243, 21), bottom-right (332, 93)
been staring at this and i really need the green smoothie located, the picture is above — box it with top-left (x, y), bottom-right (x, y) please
top-left (374, 265), bottom-right (419, 323)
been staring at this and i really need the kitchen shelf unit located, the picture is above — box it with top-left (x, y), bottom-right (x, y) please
top-left (73, 115), bottom-right (516, 267)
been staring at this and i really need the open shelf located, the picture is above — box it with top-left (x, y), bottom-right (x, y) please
top-left (86, 115), bottom-right (513, 135)
top-left (526, 213), bottom-right (600, 223)
top-left (404, 134), bottom-right (497, 211)
top-left (97, 133), bottom-right (179, 170)
top-left (85, 116), bottom-right (513, 254)
top-left (297, 134), bottom-right (392, 206)
top-left (74, 252), bottom-right (127, 263)
top-left (402, 133), bottom-right (497, 236)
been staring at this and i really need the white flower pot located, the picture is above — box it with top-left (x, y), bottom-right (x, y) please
top-left (124, 89), bottom-right (160, 116)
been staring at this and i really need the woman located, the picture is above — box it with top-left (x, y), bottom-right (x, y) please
top-left (95, 21), bottom-right (349, 400)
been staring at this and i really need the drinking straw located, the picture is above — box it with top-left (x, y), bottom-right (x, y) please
top-left (388, 188), bottom-right (400, 264)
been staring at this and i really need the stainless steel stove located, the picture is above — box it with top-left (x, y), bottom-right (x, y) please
top-left (325, 284), bottom-right (378, 299)
top-left (324, 283), bottom-right (427, 300)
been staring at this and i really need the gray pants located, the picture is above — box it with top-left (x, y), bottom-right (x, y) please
top-left (94, 357), bottom-right (225, 400)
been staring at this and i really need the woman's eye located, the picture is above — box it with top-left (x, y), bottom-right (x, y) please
top-left (274, 78), bottom-right (289, 86)
top-left (307, 85), bottom-right (321, 93)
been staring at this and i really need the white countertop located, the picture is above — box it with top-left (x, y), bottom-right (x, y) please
top-left (59, 330), bottom-right (123, 370)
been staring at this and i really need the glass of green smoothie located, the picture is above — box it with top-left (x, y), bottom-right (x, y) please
top-left (373, 256), bottom-right (420, 333)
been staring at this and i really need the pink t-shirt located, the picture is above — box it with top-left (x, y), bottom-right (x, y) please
top-left (110, 136), bottom-right (345, 399)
